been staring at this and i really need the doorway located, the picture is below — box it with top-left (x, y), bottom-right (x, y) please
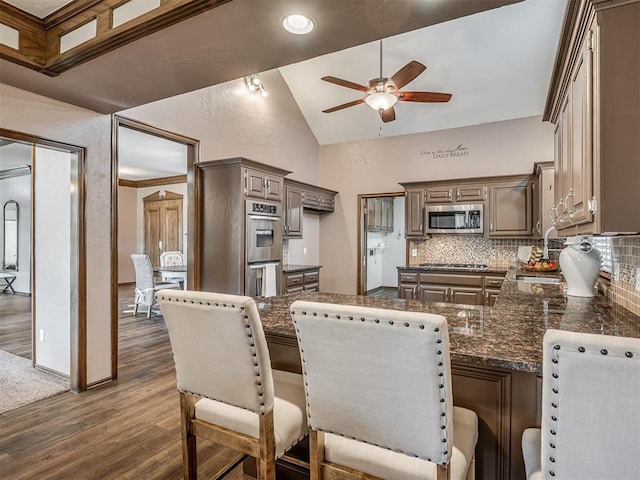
top-left (357, 193), bottom-right (406, 296)
top-left (111, 116), bottom-right (199, 380)
top-left (0, 128), bottom-right (86, 392)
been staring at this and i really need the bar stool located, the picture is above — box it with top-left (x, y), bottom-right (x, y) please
top-left (290, 300), bottom-right (478, 480)
top-left (522, 329), bottom-right (640, 480)
top-left (158, 290), bottom-right (308, 480)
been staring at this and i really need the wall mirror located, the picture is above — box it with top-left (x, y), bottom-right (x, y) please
top-left (3, 200), bottom-right (18, 271)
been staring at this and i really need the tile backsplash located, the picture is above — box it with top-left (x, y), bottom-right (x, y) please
top-left (408, 235), bottom-right (562, 269)
top-left (409, 234), bottom-right (640, 315)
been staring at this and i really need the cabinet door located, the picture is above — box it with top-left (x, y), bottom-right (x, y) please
top-left (450, 287), bottom-right (484, 306)
top-left (484, 289), bottom-right (500, 306)
top-left (418, 285), bottom-right (449, 303)
top-left (426, 186), bottom-right (453, 204)
top-left (456, 184), bottom-right (486, 202)
top-left (398, 284), bottom-right (417, 300)
top-left (488, 180), bottom-right (533, 237)
top-left (405, 188), bottom-right (425, 237)
top-left (567, 34), bottom-right (593, 227)
top-left (264, 174), bottom-right (283, 202)
top-left (382, 198), bottom-right (394, 232)
top-left (284, 187), bottom-right (303, 239)
top-left (245, 169), bottom-right (266, 199)
top-left (366, 198), bottom-right (380, 231)
top-left (539, 166), bottom-right (556, 238)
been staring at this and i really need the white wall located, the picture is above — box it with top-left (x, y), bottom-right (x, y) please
top-left (34, 147), bottom-right (71, 375)
top-left (1, 83), bottom-right (112, 384)
top-left (121, 69), bottom-right (320, 183)
top-left (0, 173), bottom-right (31, 293)
top-left (319, 116), bottom-right (554, 294)
top-left (287, 213), bottom-right (320, 265)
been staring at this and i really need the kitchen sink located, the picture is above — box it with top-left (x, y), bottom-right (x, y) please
top-left (516, 275), bottom-right (562, 284)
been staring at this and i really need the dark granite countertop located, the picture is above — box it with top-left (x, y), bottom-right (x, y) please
top-left (282, 264), bottom-right (322, 273)
top-left (257, 268), bottom-right (640, 374)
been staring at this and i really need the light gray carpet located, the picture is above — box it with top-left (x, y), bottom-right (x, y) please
top-left (0, 350), bottom-right (69, 413)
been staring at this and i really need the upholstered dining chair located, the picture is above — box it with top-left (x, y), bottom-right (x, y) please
top-left (157, 289), bottom-right (308, 480)
top-left (290, 300), bottom-right (478, 480)
top-left (522, 329), bottom-right (640, 480)
top-left (159, 250), bottom-right (187, 287)
top-left (130, 254), bottom-right (181, 318)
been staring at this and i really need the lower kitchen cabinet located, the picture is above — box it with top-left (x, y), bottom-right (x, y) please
top-left (282, 267), bottom-right (320, 293)
top-left (398, 269), bottom-right (506, 307)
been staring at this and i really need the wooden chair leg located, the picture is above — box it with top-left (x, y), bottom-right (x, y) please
top-left (180, 392), bottom-right (197, 480)
top-left (257, 410), bottom-right (275, 480)
top-left (309, 430), bottom-right (325, 480)
top-left (465, 455), bottom-right (475, 480)
top-left (437, 464), bottom-right (451, 480)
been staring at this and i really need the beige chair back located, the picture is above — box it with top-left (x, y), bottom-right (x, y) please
top-left (290, 300), bottom-right (453, 464)
top-left (158, 289), bottom-right (275, 414)
top-left (540, 329), bottom-right (640, 479)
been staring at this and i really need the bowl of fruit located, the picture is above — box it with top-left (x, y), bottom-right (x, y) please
top-left (522, 246), bottom-right (559, 272)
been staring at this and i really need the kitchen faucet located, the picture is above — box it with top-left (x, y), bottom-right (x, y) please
top-left (543, 226), bottom-right (556, 259)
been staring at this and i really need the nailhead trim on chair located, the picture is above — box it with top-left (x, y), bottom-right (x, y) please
top-left (547, 340), bottom-right (639, 478)
top-left (159, 293), bottom-right (268, 415)
top-left (291, 308), bottom-right (449, 463)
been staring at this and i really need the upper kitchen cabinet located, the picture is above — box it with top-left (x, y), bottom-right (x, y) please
top-left (487, 175), bottom-right (534, 238)
top-left (283, 179), bottom-right (338, 239)
top-left (533, 162), bottom-right (556, 239)
top-left (284, 184), bottom-right (303, 239)
top-left (425, 183), bottom-right (486, 204)
top-left (403, 186), bottom-right (426, 237)
top-left (244, 165), bottom-right (287, 202)
top-left (545, 0), bottom-right (640, 235)
top-left (367, 197), bottom-right (394, 232)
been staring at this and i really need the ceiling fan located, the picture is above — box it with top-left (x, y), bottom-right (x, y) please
top-left (321, 40), bottom-right (452, 123)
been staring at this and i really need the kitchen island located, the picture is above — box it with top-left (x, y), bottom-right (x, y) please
top-left (255, 269), bottom-right (640, 480)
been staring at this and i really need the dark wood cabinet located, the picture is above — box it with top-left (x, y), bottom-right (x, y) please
top-left (244, 167), bottom-right (284, 202)
top-left (404, 187), bottom-right (425, 237)
top-left (283, 267), bottom-right (320, 294)
top-left (487, 177), bottom-right (534, 238)
top-left (425, 186), bottom-right (453, 204)
top-left (366, 197), bottom-right (393, 232)
top-left (284, 185), bottom-right (303, 239)
top-left (425, 183), bottom-right (487, 204)
top-left (545, 0), bottom-right (640, 235)
top-left (398, 270), bottom-right (506, 307)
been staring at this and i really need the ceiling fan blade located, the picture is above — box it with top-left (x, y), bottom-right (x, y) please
top-left (323, 98), bottom-right (366, 113)
top-left (321, 76), bottom-right (368, 92)
top-left (398, 91), bottom-right (452, 103)
top-left (389, 61), bottom-right (426, 90)
top-left (380, 106), bottom-right (396, 123)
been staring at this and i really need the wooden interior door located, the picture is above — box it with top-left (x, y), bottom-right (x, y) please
top-left (143, 191), bottom-right (183, 266)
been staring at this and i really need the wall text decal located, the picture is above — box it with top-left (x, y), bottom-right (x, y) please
top-left (421, 144), bottom-right (469, 159)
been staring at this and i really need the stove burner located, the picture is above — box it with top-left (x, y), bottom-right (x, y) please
top-left (419, 263), bottom-right (489, 270)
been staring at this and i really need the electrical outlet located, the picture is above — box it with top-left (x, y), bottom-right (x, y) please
top-left (411, 248), bottom-right (418, 257)
top-left (39, 329), bottom-right (45, 342)
top-left (303, 247), bottom-right (308, 255)
top-left (636, 267), bottom-right (640, 292)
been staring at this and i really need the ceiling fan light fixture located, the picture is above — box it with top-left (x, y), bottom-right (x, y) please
top-left (282, 14), bottom-right (314, 35)
top-left (365, 92), bottom-right (398, 112)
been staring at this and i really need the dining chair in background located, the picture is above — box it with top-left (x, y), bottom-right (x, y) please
top-left (290, 300), bottom-right (478, 480)
top-left (130, 253), bottom-right (181, 318)
top-left (158, 289), bottom-right (308, 480)
top-left (160, 250), bottom-right (187, 288)
top-left (522, 329), bottom-right (640, 480)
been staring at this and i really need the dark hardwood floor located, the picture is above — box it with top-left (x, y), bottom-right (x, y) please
top-left (0, 284), bottom-right (245, 479)
top-left (0, 292), bottom-right (32, 359)
top-left (366, 286), bottom-right (398, 299)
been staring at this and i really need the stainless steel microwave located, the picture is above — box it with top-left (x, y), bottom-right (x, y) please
top-left (425, 204), bottom-right (484, 234)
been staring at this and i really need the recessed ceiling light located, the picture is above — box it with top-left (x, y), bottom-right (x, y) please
top-left (282, 14), bottom-right (314, 35)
